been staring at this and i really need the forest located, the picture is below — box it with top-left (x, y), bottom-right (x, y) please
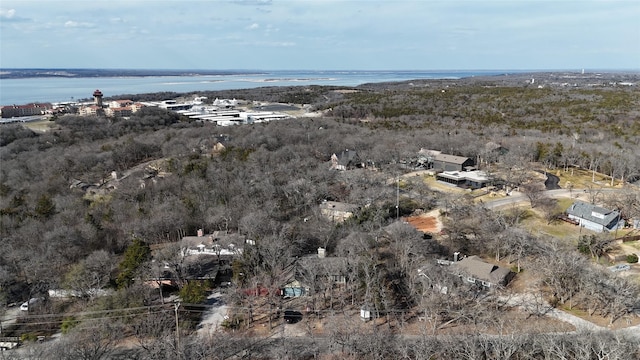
top-left (0, 73), bottom-right (639, 359)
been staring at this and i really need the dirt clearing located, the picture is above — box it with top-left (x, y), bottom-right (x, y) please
top-left (406, 209), bottom-right (442, 234)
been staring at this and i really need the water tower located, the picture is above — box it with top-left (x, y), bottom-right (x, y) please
top-left (93, 89), bottom-right (104, 107)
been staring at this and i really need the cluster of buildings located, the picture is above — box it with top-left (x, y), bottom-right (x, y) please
top-left (330, 147), bottom-right (491, 190)
top-left (77, 89), bottom-right (146, 117)
top-left (88, 91), bottom-right (295, 125)
top-left (1, 90), bottom-right (292, 126)
top-left (0, 103), bottom-right (53, 119)
top-left (0, 89), bottom-right (147, 120)
top-left (161, 97), bottom-right (293, 126)
top-left (418, 149), bottom-right (491, 189)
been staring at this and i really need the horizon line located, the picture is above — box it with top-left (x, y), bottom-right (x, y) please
top-left (2, 67), bottom-right (639, 72)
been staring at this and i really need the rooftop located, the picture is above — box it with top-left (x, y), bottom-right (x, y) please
top-left (566, 200), bottom-right (620, 226)
top-left (434, 153), bottom-right (470, 165)
top-left (437, 170), bottom-right (489, 182)
top-left (451, 256), bottom-right (513, 286)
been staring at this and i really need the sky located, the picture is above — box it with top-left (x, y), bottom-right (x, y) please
top-left (1, 0), bottom-right (639, 71)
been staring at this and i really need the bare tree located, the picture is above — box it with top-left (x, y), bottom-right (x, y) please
top-left (521, 181), bottom-right (547, 208)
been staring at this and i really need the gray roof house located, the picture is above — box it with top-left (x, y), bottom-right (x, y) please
top-left (432, 153), bottom-right (475, 172)
top-left (280, 248), bottom-right (350, 297)
top-left (450, 256), bottom-right (514, 288)
top-left (566, 201), bottom-right (624, 233)
top-left (330, 149), bottom-right (363, 170)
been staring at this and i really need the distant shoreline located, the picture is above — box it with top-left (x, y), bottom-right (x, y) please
top-left (0, 69), bottom-right (267, 80)
top-left (2, 69), bottom-right (638, 106)
top-left (2, 68), bottom-right (638, 81)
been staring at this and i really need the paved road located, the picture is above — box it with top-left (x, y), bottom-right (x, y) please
top-left (502, 293), bottom-right (640, 340)
top-left (483, 188), bottom-right (622, 209)
top-left (535, 170), bottom-right (561, 190)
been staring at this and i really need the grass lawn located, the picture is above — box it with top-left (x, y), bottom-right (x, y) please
top-left (624, 241), bottom-right (640, 251)
top-left (527, 217), bottom-right (582, 241)
top-left (499, 205), bottom-right (583, 242)
top-left (553, 167), bottom-right (622, 189)
top-left (555, 198), bottom-right (574, 212)
top-left (25, 119), bottom-right (56, 132)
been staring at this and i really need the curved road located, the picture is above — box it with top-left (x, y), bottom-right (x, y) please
top-left (537, 170), bottom-right (561, 190)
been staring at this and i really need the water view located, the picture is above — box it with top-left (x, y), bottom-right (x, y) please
top-left (0, 70), bottom-right (514, 105)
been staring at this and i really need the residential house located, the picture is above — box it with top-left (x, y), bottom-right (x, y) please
top-left (281, 248), bottom-right (350, 297)
top-left (180, 230), bottom-right (243, 258)
top-left (330, 149), bottom-right (363, 170)
top-left (449, 256), bottom-right (514, 288)
top-left (478, 141), bottom-right (509, 165)
top-left (566, 201), bottom-right (624, 233)
top-left (172, 230), bottom-right (244, 284)
top-left (414, 148), bottom-right (442, 169)
top-left (319, 200), bottom-right (359, 223)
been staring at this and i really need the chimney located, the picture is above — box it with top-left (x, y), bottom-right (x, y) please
top-left (318, 247), bottom-right (326, 258)
top-left (453, 252), bottom-right (460, 262)
top-left (197, 229), bottom-right (204, 237)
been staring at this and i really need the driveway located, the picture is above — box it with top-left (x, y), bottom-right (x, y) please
top-left (536, 170), bottom-right (561, 190)
top-left (196, 292), bottom-right (228, 338)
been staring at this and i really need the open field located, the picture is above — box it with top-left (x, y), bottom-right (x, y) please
top-left (24, 118), bottom-right (55, 132)
top-left (554, 167), bottom-right (623, 189)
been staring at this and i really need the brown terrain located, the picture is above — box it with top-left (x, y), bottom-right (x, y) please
top-left (405, 209), bottom-right (442, 234)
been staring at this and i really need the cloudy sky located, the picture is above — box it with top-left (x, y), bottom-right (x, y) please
top-left (1, 0), bottom-right (638, 70)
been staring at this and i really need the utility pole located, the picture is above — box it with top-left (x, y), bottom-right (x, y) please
top-left (174, 302), bottom-right (181, 359)
top-left (396, 175), bottom-right (400, 220)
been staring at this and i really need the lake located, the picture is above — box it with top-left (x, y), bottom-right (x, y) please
top-left (0, 70), bottom-right (515, 105)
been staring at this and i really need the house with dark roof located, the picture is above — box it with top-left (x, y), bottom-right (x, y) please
top-left (163, 230), bottom-right (245, 285)
top-left (566, 201), bottom-right (624, 233)
top-left (330, 149), bottom-right (363, 170)
top-left (432, 153), bottom-right (474, 172)
top-left (449, 256), bottom-right (514, 288)
top-left (319, 200), bottom-right (360, 223)
top-left (280, 248), bottom-right (350, 297)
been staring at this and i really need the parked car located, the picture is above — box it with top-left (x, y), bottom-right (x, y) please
top-left (283, 310), bottom-right (302, 324)
top-left (20, 297), bottom-right (42, 311)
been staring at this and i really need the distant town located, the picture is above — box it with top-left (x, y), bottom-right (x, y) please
top-left (0, 89), bottom-right (303, 125)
